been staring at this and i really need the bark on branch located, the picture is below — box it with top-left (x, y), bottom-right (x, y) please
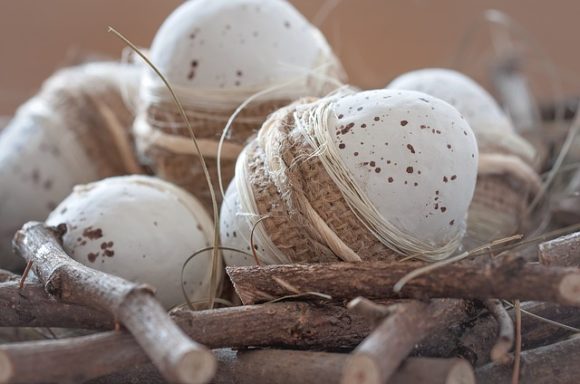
top-left (12, 222), bottom-right (215, 384)
top-left (0, 280), bottom-right (112, 328)
top-left (539, 232), bottom-right (580, 267)
top-left (226, 259), bottom-right (580, 306)
top-left (476, 337), bottom-right (580, 383)
top-left (343, 299), bottom-right (470, 384)
top-left (85, 350), bottom-right (476, 384)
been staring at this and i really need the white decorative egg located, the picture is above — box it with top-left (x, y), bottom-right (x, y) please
top-left (46, 175), bottom-right (217, 309)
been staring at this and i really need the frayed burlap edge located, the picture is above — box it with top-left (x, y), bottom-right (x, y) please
top-left (466, 153), bottom-right (542, 246)
top-left (244, 101), bottom-right (399, 263)
top-left (136, 99), bottom-right (291, 209)
top-left (40, 62), bottom-right (142, 178)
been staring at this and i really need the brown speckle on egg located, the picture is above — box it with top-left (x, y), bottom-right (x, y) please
top-left (406, 166), bottom-right (414, 174)
top-left (407, 144), bottom-right (415, 154)
top-left (400, 120), bottom-right (408, 126)
top-left (82, 226), bottom-right (103, 240)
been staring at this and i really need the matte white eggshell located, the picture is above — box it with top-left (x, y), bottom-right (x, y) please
top-left (387, 68), bottom-right (536, 162)
top-left (220, 181), bottom-right (258, 267)
top-left (46, 175), bottom-right (216, 309)
top-left (0, 63), bottom-right (139, 271)
top-left (329, 89), bottom-right (479, 247)
top-left (388, 68), bottom-right (511, 133)
top-left (145, 0), bottom-right (339, 93)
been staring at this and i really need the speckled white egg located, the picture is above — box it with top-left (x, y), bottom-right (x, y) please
top-left (144, 0), bottom-right (339, 95)
top-left (0, 62), bottom-right (140, 272)
top-left (46, 175), bottom-right (217, 309)
top-left (387, 68), bottom-right (535, 162)
top-left (329, 89), bottom-right (479, 247)
top-left (220, 181), bottom-right (256, 267)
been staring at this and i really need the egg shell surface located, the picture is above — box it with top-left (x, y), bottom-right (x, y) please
top-left (147, 0), bottom-right (335, 90)
top-left (329, 89), bottom-right (479, 246)
top-left (46, 175), bottom-right (215, 309)
top-left (387, 68), bottom-right (514, 135)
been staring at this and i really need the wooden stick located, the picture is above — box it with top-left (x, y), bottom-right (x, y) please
top-left (342, 299), bottom-right (470, 384)
top-left (170, 301), bottom-right (372, 350)
top-left (476, 337), bottom-right (580, 383)
top-left (12, 222), bottom-right (215, 384)
top-left (539, 232), bottom-right (580, 267)
top-left (0, 280), bottom-right (112, 328)
top-left (347, 296), bottom-right (393, 325)
top-left (226, 259), bottom-right (580, 306)
top-left (85, 350), bottom-right (475, 384)
top-left (0, 301), bottom-right (372, 383)
top-left (421, 300), bottom-right (580, 367)
top-left (0, 333), bottom-right (142, 384)
top-left (3, 272), bottom-right (579, 355)
top-left (214, 349), bottom-right (475, 384)
top-left (1, 299), bottom-right (576, 382)
top-left (484, 299), bottom-right (515, 364)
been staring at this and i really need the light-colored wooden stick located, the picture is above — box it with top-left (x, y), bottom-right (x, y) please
top-left (12, 222), bottom-right (215, 384)
top-left (484, 299), bottom-right (515, 364)
top-left (214, 349), bottom-right (475, 384)
top-left (539, 232), bottom-right (580, 267)
top-left (342, 299), bottom-right (470, 384)
top-left (84, 350), bottom-right (475, 384)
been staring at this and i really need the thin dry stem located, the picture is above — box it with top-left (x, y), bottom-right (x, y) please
top-left (484, 299), bottom-right (514, 364)
top-left (393, 235), bottom-right (522, 293)
top-left (511, 300), bottom-right (522, 384)
top-left (108, 27), bottom-right (221, 309)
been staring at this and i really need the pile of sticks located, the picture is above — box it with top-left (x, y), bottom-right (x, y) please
top-left (1, 222), bottom-right (579, 384)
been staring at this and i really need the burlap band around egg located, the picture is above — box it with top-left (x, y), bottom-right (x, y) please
top-left (34, 65), bottom-right (142, 178)
top-left (235, 99), bottom-right (466, 264)
top-left (466, 152), bottom-right (543, 246)
top-left (133, 100), bottom-right (291, 208)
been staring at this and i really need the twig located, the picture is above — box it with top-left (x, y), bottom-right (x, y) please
top-left (346, 297), bottom-right (393, 325)
top-left (85, 350), bottom-right (475, 384)
top-left (0, 280), bottom-right (111, 328)
top-left (213, 349), bottom-right (475, 384)
top-left (342, 299), bottom-right (470, 384)
top-left (539, 231), bottom-right (580, 267)
top-left (226, 258), bottom-right (580, 306)
top-left (0, 301), bottom-right (372, 383)
top-left (484, 299), bottom-right (514, 364)
top-left (477, 336), bottom-right (580, 383)
top-left (12, 222), bottom-right (215, 384)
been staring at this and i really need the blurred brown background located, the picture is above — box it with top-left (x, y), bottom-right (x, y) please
top-left (1, 0), bottom-right (578, 115)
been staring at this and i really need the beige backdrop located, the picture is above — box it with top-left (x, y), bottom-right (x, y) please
top-left (1, 0), bottom-right (578, 114)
